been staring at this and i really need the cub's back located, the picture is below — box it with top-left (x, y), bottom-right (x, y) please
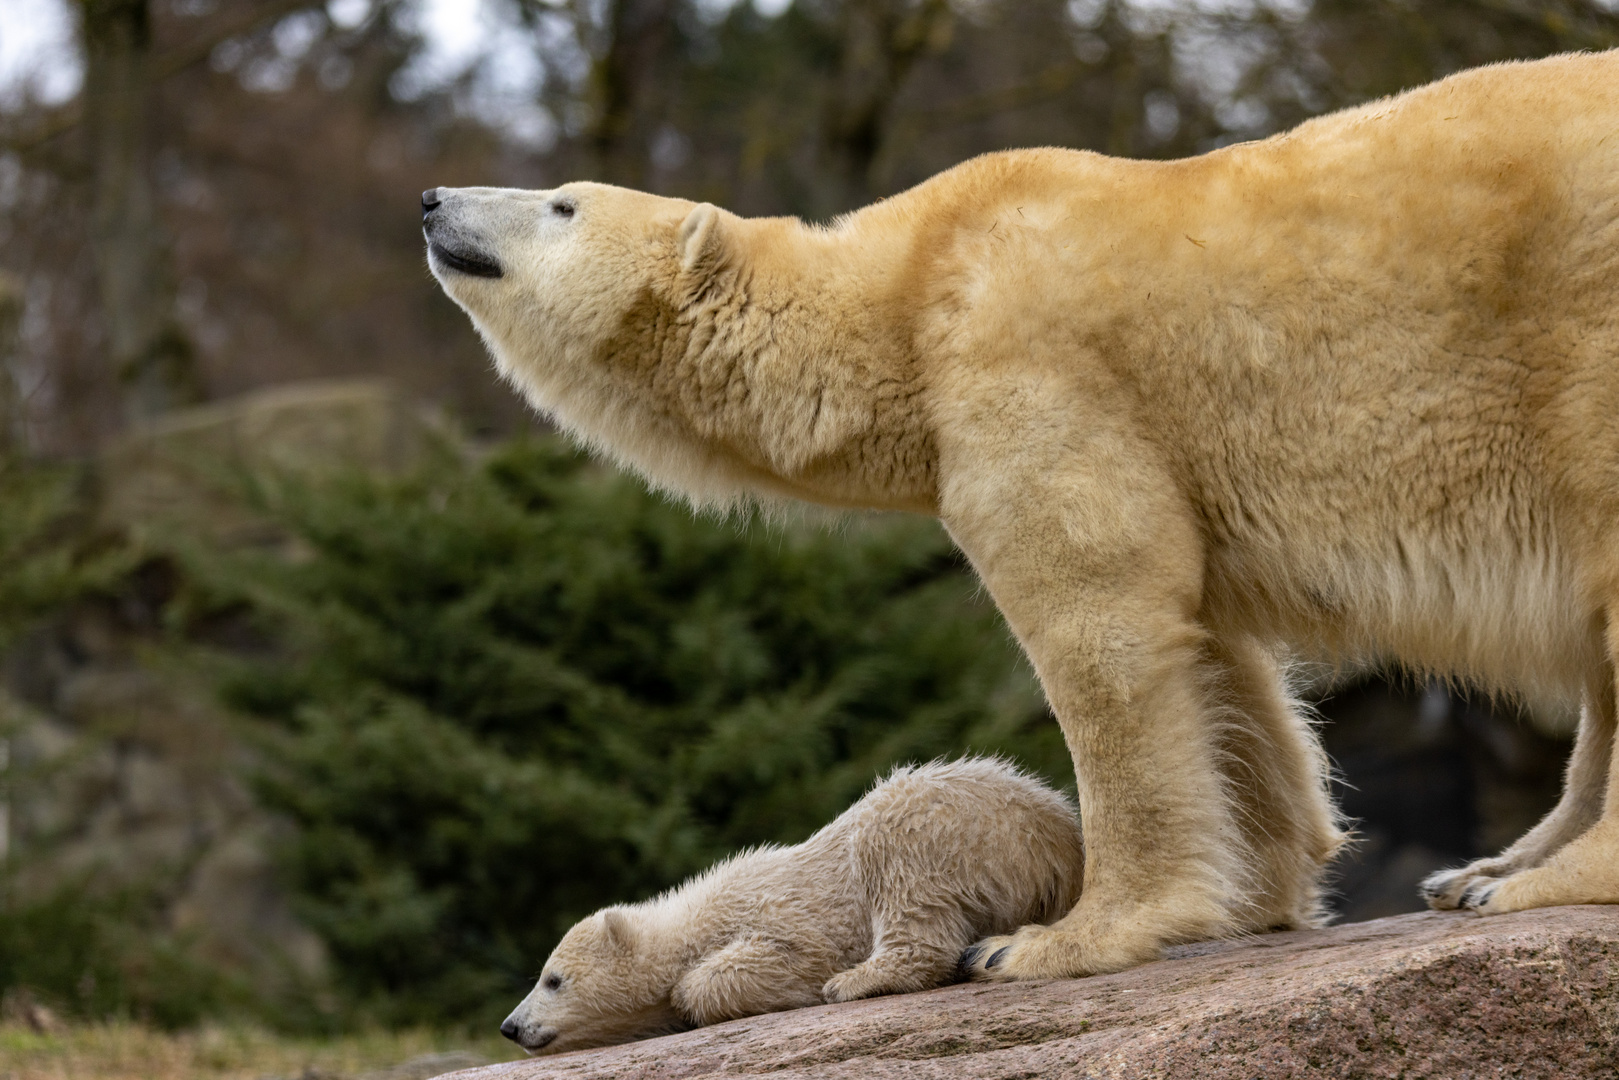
top-left (836, 758), bottom-right (1085, 928)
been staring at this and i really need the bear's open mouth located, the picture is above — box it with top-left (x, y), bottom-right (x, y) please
top-left (429, 241), bottom-right (503, 279)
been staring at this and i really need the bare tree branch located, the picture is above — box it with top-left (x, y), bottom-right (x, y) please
top-left (2, 0), bottom-right (322, 155)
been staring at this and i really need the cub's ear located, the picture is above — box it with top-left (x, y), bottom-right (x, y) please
top-left (676, 203), bottom-right (727, 277)
top-left (601, 909), bottom-right (635, 953)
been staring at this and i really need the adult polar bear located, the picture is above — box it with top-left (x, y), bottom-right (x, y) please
top-left (423, 50), bottom-right (1619, 982)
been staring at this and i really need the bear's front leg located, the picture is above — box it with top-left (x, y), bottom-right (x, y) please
top-left (954, 626), bottom-right (1246, 980)
top-left (939, 409), bottom-right (1252, 981)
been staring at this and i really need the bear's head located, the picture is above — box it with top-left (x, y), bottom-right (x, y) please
top-left (500, 907), bottom-right (688, 1055)
top-left (423, 181), bottom-right (933, 513)
top-left (422, 181), bottom-right (777, 507)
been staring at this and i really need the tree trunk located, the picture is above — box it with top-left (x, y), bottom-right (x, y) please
top-left (585, 0), bottom-right (674, 188)
top-left (821, 0), bottom-right (951, 211)
top-left (0, 271), bottom-right (22, 452)
top-left (80, 0), bottom-right (197, 422)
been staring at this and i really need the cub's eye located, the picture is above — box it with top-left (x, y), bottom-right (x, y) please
top-left (542, 973), bottom-right (562, 991)
top-left (550, 201), bottom-right (575, 219)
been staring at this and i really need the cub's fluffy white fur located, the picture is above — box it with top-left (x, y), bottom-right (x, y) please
top-left (500, 758), bottom-right (1083, 1054)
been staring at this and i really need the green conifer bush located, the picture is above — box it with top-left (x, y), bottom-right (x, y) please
top-left (214, 438), bottom-right (1066, 1025)
top-left (0, 454), bottom-right (126, 650)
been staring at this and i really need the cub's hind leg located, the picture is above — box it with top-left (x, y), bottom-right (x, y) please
top-left (821, 854), bottom-right (974, 1002)
top-left (673, 935), bottom-right (827, 1025)
top-left (823, 832), bottom-right (991, 1002)
top-left (821, 927), bottom-right (965, 1003)
top-left (1460, 633), bottom-right (1619, 914)
top-left (1421, 671), bottom-right (1612, 910)
top-left (824, 760), bottom-right (1085, 1002)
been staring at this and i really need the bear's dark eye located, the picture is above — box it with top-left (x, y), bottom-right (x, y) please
top-left (543, 973), bottom-right (562, 991)
top-left (550, 200), bottom-right (575, 219)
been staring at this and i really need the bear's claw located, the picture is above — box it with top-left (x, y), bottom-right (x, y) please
top-left (1417, 874), bottom-right (1450, 905)
top-left (960, 932), bottom-right (1029, 982)
top-left (1418, 865), bottom-right (1474, 910)
top-left (1460, 880), bottom-right (1499, 912)
top-left (1420, 857), bottom-right (1513, 911)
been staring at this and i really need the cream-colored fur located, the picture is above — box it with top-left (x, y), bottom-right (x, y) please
top-left (427, 49), bottom-right (1619, 982)
top-left (499, 758), bottom-right (1083, 1053)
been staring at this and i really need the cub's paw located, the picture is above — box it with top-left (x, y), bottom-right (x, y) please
top-left (1420, 861), bottom-right (1504, 911)
top-left (822, 967), bottom-right (884, 1004)
top-left (823, 955), bottom-right (948, 1002)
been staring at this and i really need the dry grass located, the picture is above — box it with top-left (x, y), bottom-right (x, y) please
top-left (0, 1022), bottom-right (528, 1080)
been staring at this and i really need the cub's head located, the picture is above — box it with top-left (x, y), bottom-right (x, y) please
top-left (421, 182), bottom-right (755, 504)
top-left (500, 907), bottom-right (687, 1055)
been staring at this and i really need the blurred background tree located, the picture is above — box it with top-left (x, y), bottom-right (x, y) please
top-left (198, 438), bottom-right (1060, 1024)
top-left (0, 0), bottom-right (1611, 1036)
top-left (4, 0), bottom-right (1615, 453)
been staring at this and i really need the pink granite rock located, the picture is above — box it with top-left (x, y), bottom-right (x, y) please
top-left (446, 907), bottom-right (1618, 1079)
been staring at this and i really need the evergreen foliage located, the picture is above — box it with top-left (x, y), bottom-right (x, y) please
top-left (0, 454), bottom-right (127, 650)
top-left (0, 457), bottom-right (205, 1025)
top-left (0, 880), bottom-right (251, 1030)
top-left (213, 438), bottom-right (1065, 1025)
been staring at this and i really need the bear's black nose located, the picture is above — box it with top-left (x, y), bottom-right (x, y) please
top-left (499, 1017), bottom-right (521, 1043)
top-left (421, 188), bottom-right (442, 221)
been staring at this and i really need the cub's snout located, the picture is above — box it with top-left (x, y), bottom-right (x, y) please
top-left (499, 1012), bottom-right (557, 1053)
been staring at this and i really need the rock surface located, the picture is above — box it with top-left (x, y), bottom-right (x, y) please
top-left (446, 906), bottom-right (1618, 1079)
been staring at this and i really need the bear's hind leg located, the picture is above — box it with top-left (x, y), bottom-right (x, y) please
top-left (1458, 640), bottom-right (1619, 914)
top-left (1421, 667), bottom-right (1612, 910)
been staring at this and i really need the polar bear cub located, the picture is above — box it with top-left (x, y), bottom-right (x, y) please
top-left (499, 757), bottom-right (1083, 1054)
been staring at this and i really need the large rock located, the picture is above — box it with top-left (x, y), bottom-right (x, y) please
top-left (449, 907), bottom-right (1618, 1079)
top-left (99, 377), bottom-right (444, 546)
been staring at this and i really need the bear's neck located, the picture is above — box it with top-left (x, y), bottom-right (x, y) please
top-left (657, 213), bottom-right (939, 513)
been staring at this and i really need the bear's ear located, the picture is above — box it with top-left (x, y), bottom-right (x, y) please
top-left (601, 909), bottom-right (635, 953)
top-left (676, 203), bottom-right (727, 278)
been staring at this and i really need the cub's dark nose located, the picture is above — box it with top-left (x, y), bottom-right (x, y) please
top-left (421, 188), bottom-right (442, 221)
top-left (499, 1017), bottom-right (521, 1043)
